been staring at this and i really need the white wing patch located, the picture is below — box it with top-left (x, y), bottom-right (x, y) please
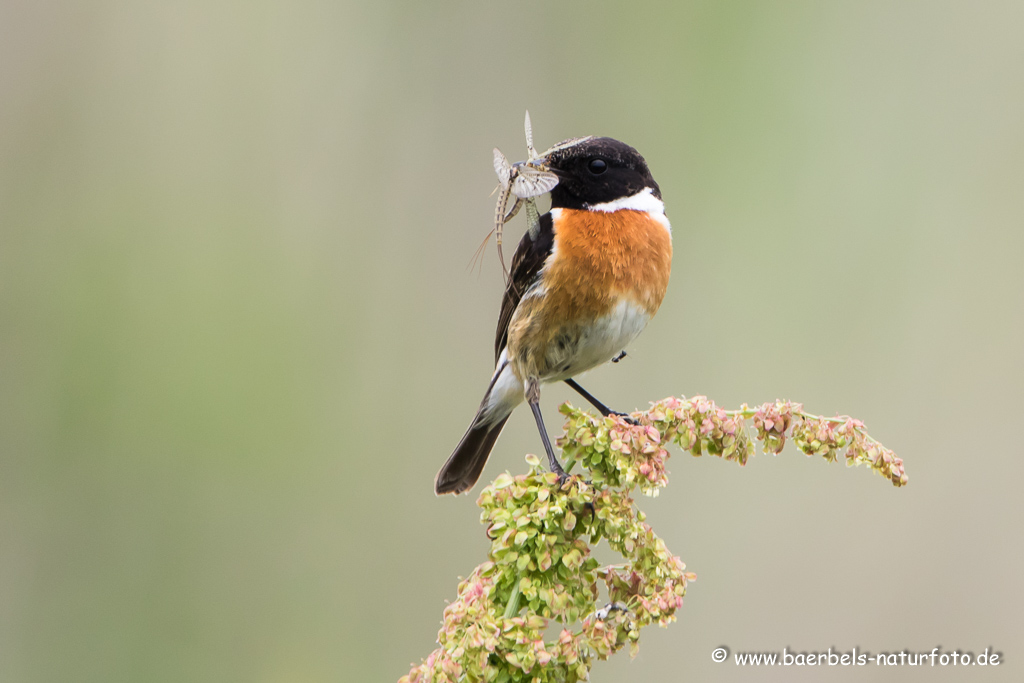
top-left (481, 349), bottom-right (524, 424)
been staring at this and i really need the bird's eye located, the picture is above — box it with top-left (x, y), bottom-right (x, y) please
top-left (588, 158), bottom-right (608, 175)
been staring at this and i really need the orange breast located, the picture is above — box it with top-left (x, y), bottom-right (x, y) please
top-left (542, 208), bottom-right (673, 321)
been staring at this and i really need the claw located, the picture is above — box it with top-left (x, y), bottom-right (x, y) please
top-left (609, 410), bottom-right (640, 426)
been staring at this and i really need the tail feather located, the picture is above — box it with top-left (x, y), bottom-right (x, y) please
top-left (435, 416), bottom-right (510, 495)
top-left (437, 354), bottom-right (522, 495)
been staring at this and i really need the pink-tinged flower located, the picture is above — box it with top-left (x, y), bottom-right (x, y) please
top-left (405, 396), bottom-right (905, 683)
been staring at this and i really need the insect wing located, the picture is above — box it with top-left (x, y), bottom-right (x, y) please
top-left (524, 110), bottom-right (539, 161)
top-left (541, 135), bottom-right (595, 157)
top-left (493, 147), bottom-right (513, 188)
top-left (525, 198), bottom-right (541, 240)
top-left (511, 166), bottom-right (558, 199)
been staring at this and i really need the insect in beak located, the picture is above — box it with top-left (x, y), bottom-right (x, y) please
top-left (489, 113), bottom-right (560, 282)
top-left (513, 156), bottom-right (550, 172)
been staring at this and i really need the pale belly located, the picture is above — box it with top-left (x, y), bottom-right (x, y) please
top-left (549, 298), bottom-right (650, 381)
top-left (508, 296), bottom-right (651, 383)
top-left (479, 297), bottom-right (649, 425)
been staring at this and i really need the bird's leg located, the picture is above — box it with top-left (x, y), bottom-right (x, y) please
top-left (526, 379), bottom-right (567, 481)
top-left (610, 350), bottom-right (627, 363)
top-left (564, 378), bottom-right (639, 425)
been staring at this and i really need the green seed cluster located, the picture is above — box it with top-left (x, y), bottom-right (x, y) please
top-left (402, 441), bottom-right (690, 682)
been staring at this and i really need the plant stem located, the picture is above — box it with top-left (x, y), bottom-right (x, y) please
top-left (503, 577), bottom-right (522, 619)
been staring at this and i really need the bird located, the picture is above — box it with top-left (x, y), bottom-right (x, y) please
top-left (435, 136), bottom-right (672, 495)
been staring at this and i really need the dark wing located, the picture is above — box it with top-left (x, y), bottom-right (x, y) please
top-left (494, 212), bottom-right (554, 363)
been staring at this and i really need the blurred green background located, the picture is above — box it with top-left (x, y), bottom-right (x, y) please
top-left (2, 1), bottom-right (1022, 681)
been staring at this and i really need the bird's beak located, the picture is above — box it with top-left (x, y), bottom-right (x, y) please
top-left (514, 156), bottom-right (550, 171)
top-left (517, 157), bottom-right (564, 181)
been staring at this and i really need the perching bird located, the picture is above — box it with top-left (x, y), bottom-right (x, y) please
top-left (435, 137), bottom-right (672, 495)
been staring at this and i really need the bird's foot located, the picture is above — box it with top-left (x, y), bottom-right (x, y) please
top-left (607, 410), bottom-right (640, 426)
top-left (550, 462), bottom-right (570, 487)
top-left (553, 470), bottom-right (594, 491)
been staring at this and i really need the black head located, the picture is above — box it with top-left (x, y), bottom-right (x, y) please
top-left (543, 137), bottom-right (660, 210)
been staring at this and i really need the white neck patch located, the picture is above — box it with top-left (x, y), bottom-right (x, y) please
top-left (585, 187), bottom-right (665, 214)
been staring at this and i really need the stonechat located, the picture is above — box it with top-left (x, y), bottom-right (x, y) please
top-left (436, 136), bottom-right (671, 495)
